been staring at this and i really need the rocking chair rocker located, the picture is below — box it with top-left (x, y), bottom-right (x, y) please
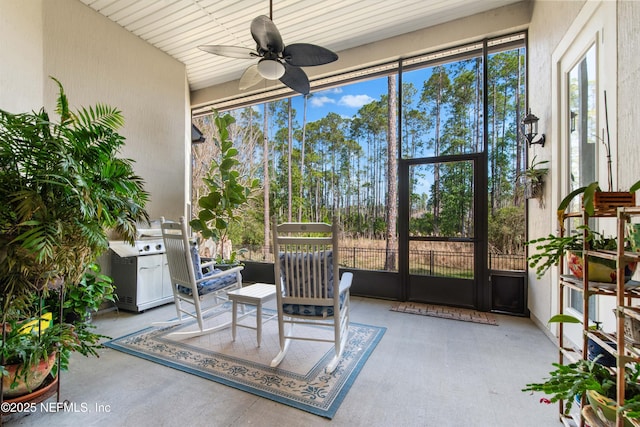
top-left (154, 217), bottom-right (243, 338)
top-left (270, 218), bottom-right (352, 373)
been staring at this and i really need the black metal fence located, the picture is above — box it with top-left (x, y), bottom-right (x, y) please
top-left (240, 245), bottom-right (526, 275)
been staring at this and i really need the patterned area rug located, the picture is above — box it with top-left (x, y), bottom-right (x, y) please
top-left (105, 307), bottom-right (385, 419)
top-left (390, 302), bottom-right (498, 325)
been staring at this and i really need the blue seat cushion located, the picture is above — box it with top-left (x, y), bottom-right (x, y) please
top-left (280, 251), bottom-right (344, 317)
top-left (190, 244), bottom-right (205, 280)
top-left (279, 251), bottom-right (334, 297)
top-left (176, 244), bottom-right (237, 296)
top-left (282, 291), bottom-right (347, 317)
top-left (177, 269), bottom-right (237, 296)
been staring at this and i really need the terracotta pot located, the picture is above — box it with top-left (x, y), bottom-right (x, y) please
top-left (567, 251), bottom-right (637, 283)
top-left (2, 352), bottom-right (57, 398)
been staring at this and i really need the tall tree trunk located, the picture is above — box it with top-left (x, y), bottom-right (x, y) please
top-left (498, 86), bottom-right (508, 208)
top-left (299, 95), bottom-right (308, 221)
top-left (263, 104), bottom-right (271, 258)
top-left (491, 80), bottom-right (497, 214)
top-left (433, 69), bottom-right (443, 235)
top-left (385, 75), bottom-right (398, 271)
top-left (475, 58), bottom-right (482, 152)
top-left (356, 153), bottom-right (362, 235)
top-left (514, 49), bottom-right (523, 206)
top-left (287, 98), bottom-right (293, 221)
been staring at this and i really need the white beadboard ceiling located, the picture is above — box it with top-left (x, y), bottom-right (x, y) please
top-left (79, 0), bottom-right (522, 91)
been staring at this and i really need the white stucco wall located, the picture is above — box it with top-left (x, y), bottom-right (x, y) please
top-left (617, 0), bottom-right (640, 186)
top-left (515, 0), bottom-right (587, 330)
top-left (0, 0), bottom-right (189, 223)
top-left (42, 0), bottom-right (189, 223)
top-left (0, 0), bottom-right (44, 112)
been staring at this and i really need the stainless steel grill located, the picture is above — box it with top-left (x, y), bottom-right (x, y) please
top-left (109, 222), bottom-right (173, 312)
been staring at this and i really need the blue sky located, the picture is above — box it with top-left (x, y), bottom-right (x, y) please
top-left (291, 77), bottom-right (389, 123)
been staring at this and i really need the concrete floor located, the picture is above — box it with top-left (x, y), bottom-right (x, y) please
top-left (4, 296), bottom-right (561, 427)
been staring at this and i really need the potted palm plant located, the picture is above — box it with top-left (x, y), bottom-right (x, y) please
top-left (0, 78), bottom-right (149, 399)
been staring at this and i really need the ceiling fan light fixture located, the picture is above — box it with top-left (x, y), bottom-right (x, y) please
top-left (257, 58), bottom-right (285, 80)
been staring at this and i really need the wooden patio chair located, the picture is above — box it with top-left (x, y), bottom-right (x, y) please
top-left (270, 218), bottom-right (353, 373)
top-left (154, 217), bottom-right (243, 338)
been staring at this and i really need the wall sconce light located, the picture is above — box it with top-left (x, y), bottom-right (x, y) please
top-left (522, 109), bottom-right (546, 147)
top-left (570, 111), bottom-right (577, 133)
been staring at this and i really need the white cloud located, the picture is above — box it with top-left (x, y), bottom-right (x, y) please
top-left (310, 96), bottom-right (336, 107)
top-left (339, 94), bottom-right (374, 108)
top-left (316, 87), bottom-right (343, 95)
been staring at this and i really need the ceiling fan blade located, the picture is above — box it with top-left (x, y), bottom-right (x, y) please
top-left (280, 63), bottom-right (310, 95)
top-left (198, 45), bottom-right (255, 59)
top-left (239, 64), bottom-right (263, 90)
top-left (250, 15), bottom-right (284, 54)
top-left (283, 43), bottom-right (338, 67)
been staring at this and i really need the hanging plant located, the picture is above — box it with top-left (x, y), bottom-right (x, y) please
top-left (519, 155), bottom-right (549, 206)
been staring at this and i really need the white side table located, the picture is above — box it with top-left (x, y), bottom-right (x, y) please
top-left (227, 283), bottom-right (277, 347)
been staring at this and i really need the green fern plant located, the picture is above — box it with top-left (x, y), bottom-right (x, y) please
top-left (0, 77), bottom-right (149, 306)
top-left (0, 77), bottom-right (149, 392)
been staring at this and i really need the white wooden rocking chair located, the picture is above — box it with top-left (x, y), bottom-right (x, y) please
top-left (270, 218), bottom-right (352, 373)
top-left (154, 217), bottom-right (243, 338)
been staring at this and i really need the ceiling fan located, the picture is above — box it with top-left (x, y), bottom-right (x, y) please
top-left (198, 1), bottom-right (338, 95)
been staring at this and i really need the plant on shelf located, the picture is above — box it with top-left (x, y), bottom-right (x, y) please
top-left (523, 357), bottom-right (640, 424)
top-left (546, 315), bottom-right (618, 368)
top-left (0, 77), bottom-right (149, 398)
top-left (527, 226), bottom-right (625, 279)
top-left (557, 180), bottom-right (640, 221)
top-left (189, 111), bottom-right (259, 265)
top-left (523, 357), bottom-right (615, 413)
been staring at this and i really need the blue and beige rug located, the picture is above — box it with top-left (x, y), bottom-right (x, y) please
top-left (105, 307), bottom-right (385, 419)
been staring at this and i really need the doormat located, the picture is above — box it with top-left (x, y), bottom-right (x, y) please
top-left (105, 308), bottom-right (385, 419)
top-left (390, 302), bottom-right (498, 325)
